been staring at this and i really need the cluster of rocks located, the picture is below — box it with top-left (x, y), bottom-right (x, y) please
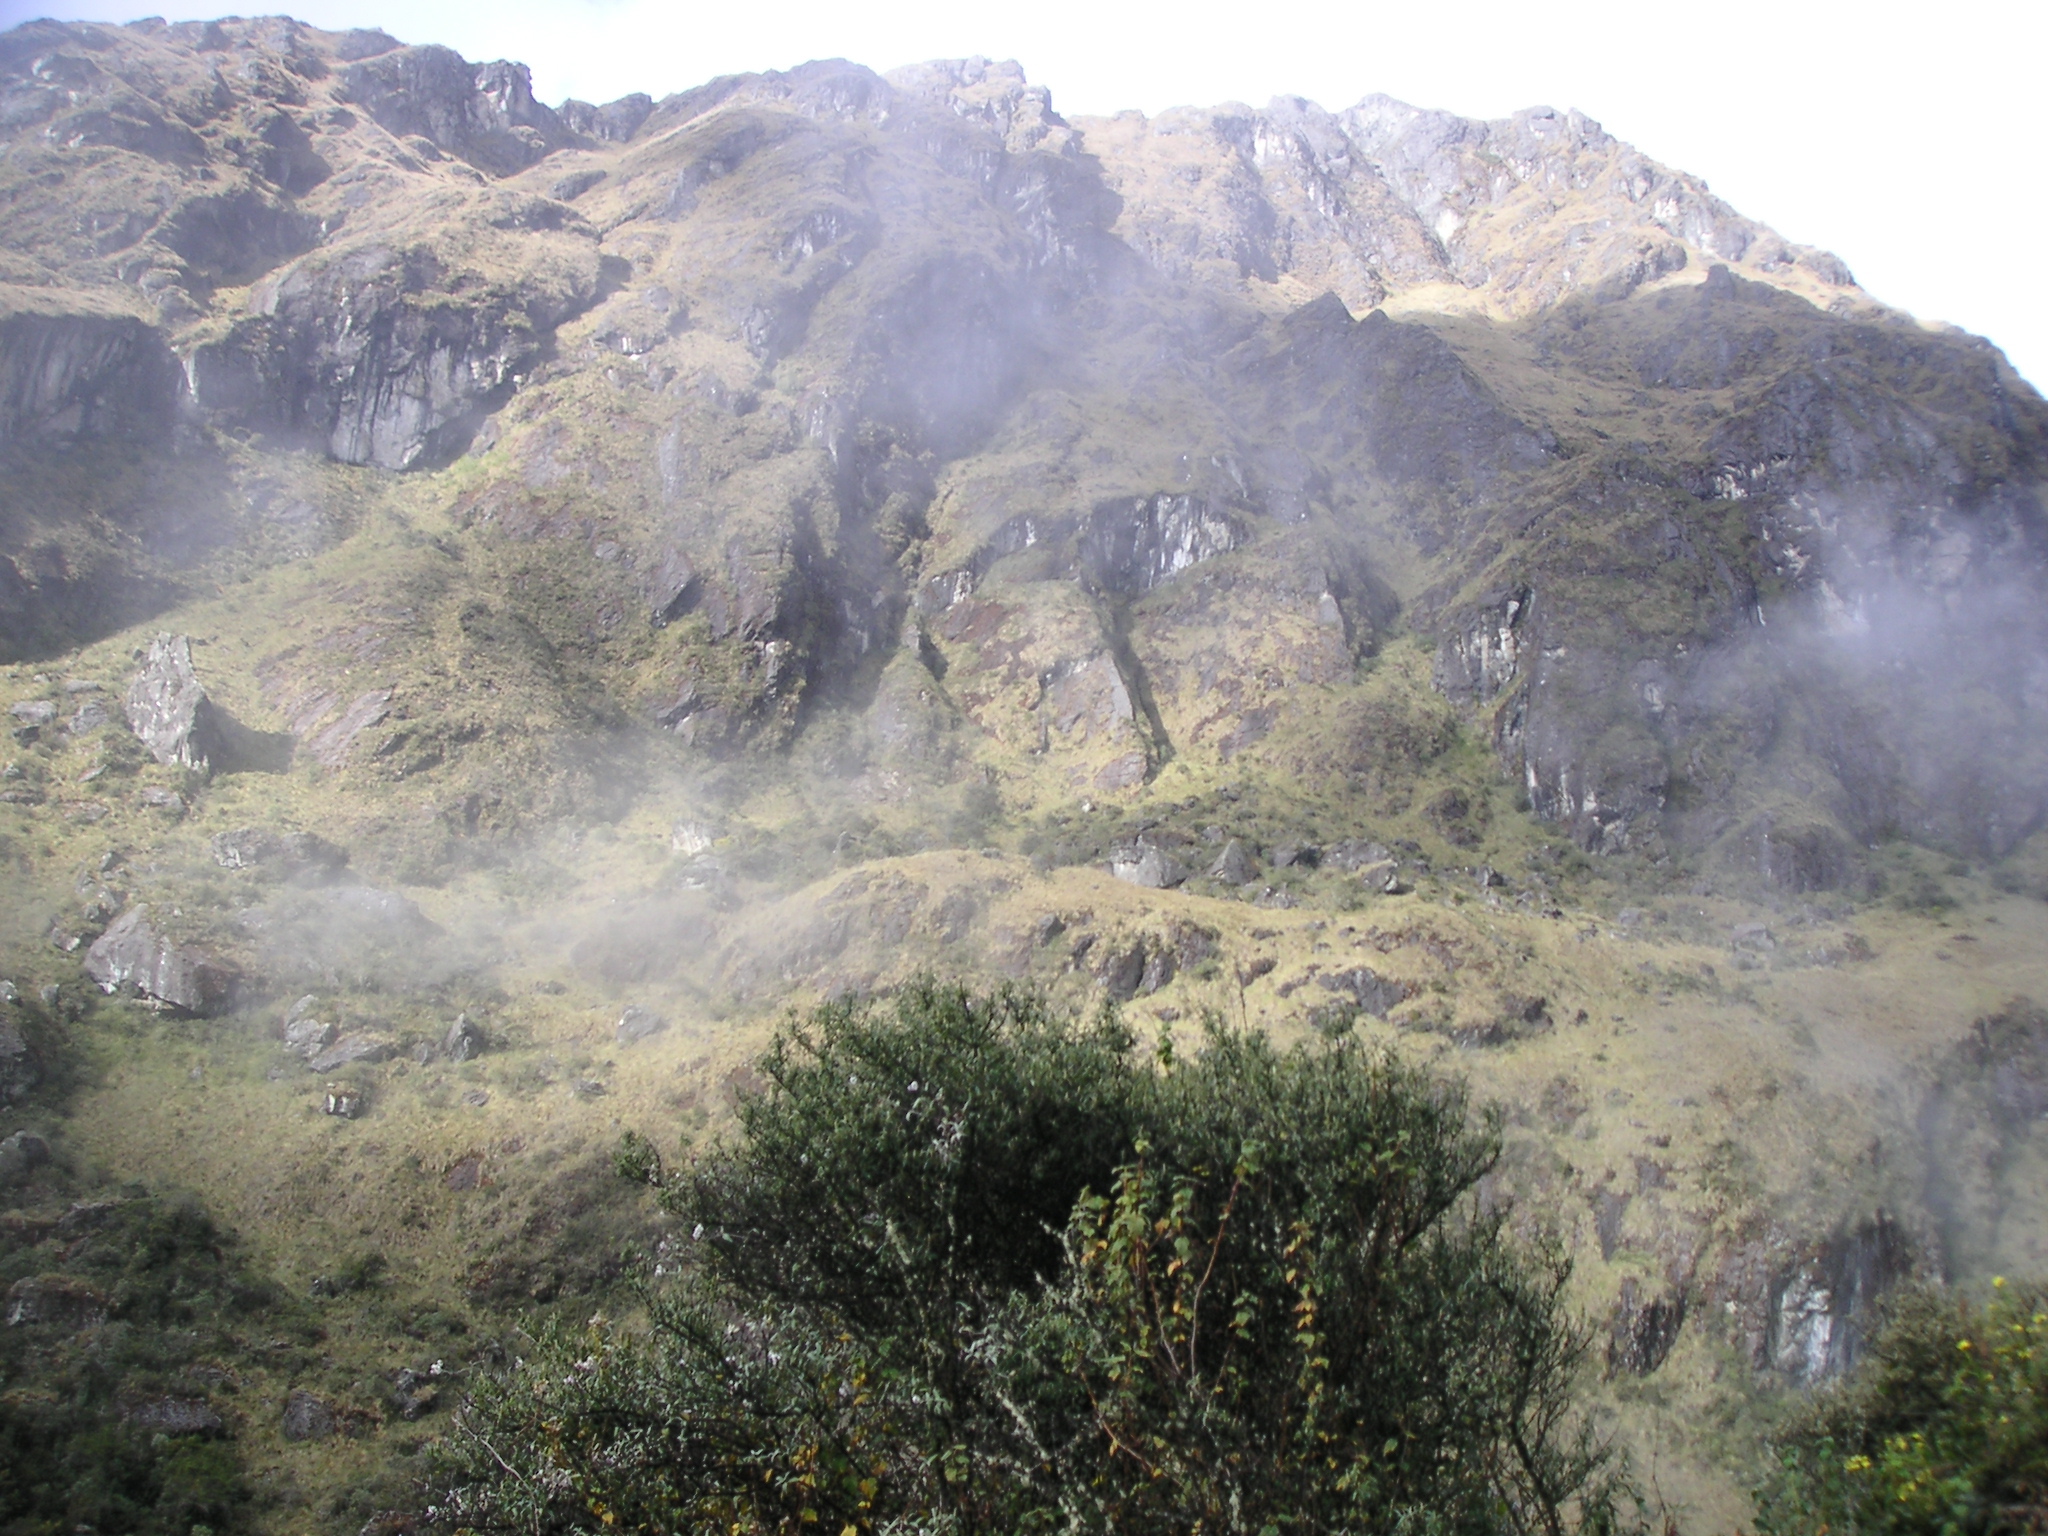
top-left (1108, 833), bottom-right (1418, 897)
top-left (1069, 920), bottom-right (1219, 1002)
top-left (275, 996), bottom-right (488, 1117)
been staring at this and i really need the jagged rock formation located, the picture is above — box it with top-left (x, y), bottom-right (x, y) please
top-left (124, 633), bottom-right (225, 773)
top-left (0, 15), bottom-right (2042, 889)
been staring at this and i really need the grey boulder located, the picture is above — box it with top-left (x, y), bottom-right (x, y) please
top-left (444, 1013), bottom-right (487, 1061)
top-left (282, 1017), bottom-right (336, 1059)
top-left (1206, 839), bottom-right (1259, 885)
top-left (1110, 845), bottom-right (1188, 889)
top-left (83, 907), bottom-right (239, 1016)
top-left (124, 635), bottom-right (226, 774)
top-left (307, 1033), bottom-right (396, 1072)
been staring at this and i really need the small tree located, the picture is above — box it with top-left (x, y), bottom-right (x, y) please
top-left (1006, 1024), bottom-right (1635, 1536)
top-left (431, 985), bottom-right (1637, 1535)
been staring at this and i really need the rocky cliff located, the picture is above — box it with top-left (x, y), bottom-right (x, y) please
top-left (2, 18), bottom-right (2039, 889)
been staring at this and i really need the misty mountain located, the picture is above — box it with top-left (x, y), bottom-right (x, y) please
top-left (3, 17), bottom-right (2041, 888)
top-left (3, 16), bottom-right (2047, 1533)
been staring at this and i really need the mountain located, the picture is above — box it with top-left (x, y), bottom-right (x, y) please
top-left (1, 16), bottom-right (2046, 1533)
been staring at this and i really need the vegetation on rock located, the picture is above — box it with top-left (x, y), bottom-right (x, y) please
top-left (1755, 1281), bottom-right (2048, 1535)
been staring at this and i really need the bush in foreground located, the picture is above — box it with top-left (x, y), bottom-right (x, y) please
top-left (433, 981), bottom-right (1638, 1534)
top-left (1755, 1280), bottom-right (2048, 1535)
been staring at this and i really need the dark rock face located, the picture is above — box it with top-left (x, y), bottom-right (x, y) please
top-left (0, 1000), bottom-right (40, 1105)
top-left (190, 227), bottom-right (604, 470)
top-left (1920, 1000), bottom-right (2048, 1277)
top-left (83, 906), bottom-right (238, 1016)
top-left (124, 634), bottom-right (226, 774)
top-left (1761, 1218), bottom-right (1914, 1384)
top-left (1708, 1215), bottom-right (1917, 1386)
top-left (1425, 279), bottom-right (2048, 872)
top-left (0, 309), bottom-right (181, 448)
top-left (1607, 1278), bottom-right (1685, 1376)
top-left (0, 1130), bottom-right (51, 1183)
top-left (342, 46), bottom-right (570, 176)
top-left (1434, 588), bottom-right (1532, 706)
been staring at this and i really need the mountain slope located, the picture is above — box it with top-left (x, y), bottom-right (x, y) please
top-left (3, 17), bottom-right (2048, 1534)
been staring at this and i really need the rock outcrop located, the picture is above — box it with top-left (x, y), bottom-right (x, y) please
top-left (0, 304), bottom-right (181, 448)
top-left (342, 45), bottom-right (573, 177)
top-left (124, 635), bottom-right (226, 774)
top-left (83, 907), bottom-right (238, 1015)
top-left (188, 209), bottom-right (605, 469)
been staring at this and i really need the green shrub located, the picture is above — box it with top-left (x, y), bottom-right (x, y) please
top-left (1755, 1281), bottom-right (2048, 1535)
top-left (432, 981), bottom-right (1637, 1535)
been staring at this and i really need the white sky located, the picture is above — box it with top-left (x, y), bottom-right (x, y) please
top-left (7, 0), bottom-right (2043, 388)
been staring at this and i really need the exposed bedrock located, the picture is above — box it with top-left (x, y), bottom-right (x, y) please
top-left (341, 44), bottom-right (577, 176)
top-left (1704, 1214), bottom-right (1920, 1387)
top-left (1422, 284), bottom-right (2048, 876)
top-left (1434, 564), bottom-right (2048, 871)
top-left (187, 221), bottom-right (605, 469)
top-left (0, 308), bottom-right (182, 448)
